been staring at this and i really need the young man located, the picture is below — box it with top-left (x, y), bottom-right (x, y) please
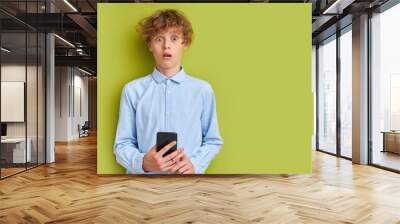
top-left (114, 9), bottom-right (223, 174)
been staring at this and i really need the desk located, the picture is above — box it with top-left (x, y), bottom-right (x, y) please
top-left (381, 131), bottom-right (400, 154)
top-left (1, 138), bottom-right (31, 163)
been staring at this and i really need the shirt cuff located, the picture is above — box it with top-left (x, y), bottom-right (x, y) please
top-left (132, 152), bottom-right (146, 174)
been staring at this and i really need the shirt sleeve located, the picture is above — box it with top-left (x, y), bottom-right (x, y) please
top-left (190, 84), bottom-right (224, 174)
top-left (114, 85), bottom-right (146, 174)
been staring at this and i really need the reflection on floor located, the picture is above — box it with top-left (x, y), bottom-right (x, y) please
top-left (0, 167), bottom-right (25, 177)
top-left (341, 148), bottom-right (352, 158)
top-left (0, 163), bottom-right (42, 178)
top-left (373, 150), bottom-right (400, 171)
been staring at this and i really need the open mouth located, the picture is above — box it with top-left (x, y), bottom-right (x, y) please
top-left (163, 53), bottom-right (172, 59)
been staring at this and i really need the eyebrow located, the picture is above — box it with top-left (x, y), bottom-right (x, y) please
top-left (156, 32), bottom-right (180, 36)
top-left (153, 31), bottom-right (183, 41)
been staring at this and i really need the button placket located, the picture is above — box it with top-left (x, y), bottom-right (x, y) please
top-left (165, 80), bottom-right (170, 129)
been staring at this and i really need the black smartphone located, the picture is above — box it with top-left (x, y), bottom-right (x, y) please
top-left (156, 132), bottom-right (177, 157)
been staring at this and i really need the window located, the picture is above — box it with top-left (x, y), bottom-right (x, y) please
top-left (371, 3), bottom-right (400, 171)
top-left (339, 28), bottom-right (352, 158)
top-left (317, 36), bottom-right (337, 154)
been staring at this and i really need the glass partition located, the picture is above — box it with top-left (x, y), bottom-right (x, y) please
top-left (317, 35), bottom-right (337, 154)
top-left (0, 1), bottom-right (46, 179)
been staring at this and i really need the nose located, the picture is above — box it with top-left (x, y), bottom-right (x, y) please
top-left (163, 39), bottom-right (171, 49)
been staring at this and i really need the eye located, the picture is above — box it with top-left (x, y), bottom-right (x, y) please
top-left (155, 37), bottom-right (163, 42)
top-left (171, 35), bottom-right (179, 42)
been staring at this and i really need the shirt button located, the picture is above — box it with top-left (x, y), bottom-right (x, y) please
top-left (167, 91), bottom-right (171, 94)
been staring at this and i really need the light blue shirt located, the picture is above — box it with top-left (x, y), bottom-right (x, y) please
top-left (114, 67), bottom-right (223, 174)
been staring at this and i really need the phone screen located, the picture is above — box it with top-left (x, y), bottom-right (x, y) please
top-left (156, 132), bottom-right (177, 157)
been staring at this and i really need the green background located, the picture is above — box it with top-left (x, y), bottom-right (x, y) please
top-left (97, 3), bottom-right (312, 174)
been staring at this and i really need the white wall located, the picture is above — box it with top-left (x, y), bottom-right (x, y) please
top-left (55, 66), bottom-right (69, 141)
top-left (72, 72), bottom-right (89, 138)
top-left (55, 67), bottom-right (89, 141)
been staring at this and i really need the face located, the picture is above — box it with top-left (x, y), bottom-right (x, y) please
top-left (148, 28), bottom-right (187, 73)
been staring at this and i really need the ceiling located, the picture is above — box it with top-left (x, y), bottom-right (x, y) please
top-left (0, 0), bottom-right (393, 75)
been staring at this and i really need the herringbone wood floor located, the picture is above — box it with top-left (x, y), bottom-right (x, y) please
top-left (1, 133), bottom-right (400, 224)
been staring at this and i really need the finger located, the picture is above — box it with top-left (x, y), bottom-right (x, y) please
top-left (157, 141), bottom-right (177, 157)
top-left (159, 159), bottom-right (176, 169)
top-left (161, 163), bottom-right (176, 172)
top-left (179, 166), bottom-right (191, 174)
top-left (182, 167), bottom-right (194, 174)
top-left (148, 145), bottom-right (158, 156)
top-left (149, 144), bottom-right (157, 152)
top-left (178, 163), bottom-right (191, 174)
top-left (176, 150), bottom-right (187, 162)
top-left (170, 159), bottom-right (187, 173)
top-left (164, 161), bottom-right (181, 173)
top-left (162, 148), bottom-right (183, 163)
top-left (175, 148), bottom-right (187, 161)
top-left (171, 159), bottom-right (189, 173)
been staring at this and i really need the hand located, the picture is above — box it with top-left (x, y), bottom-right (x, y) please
top-left (168, 149), bottom-right (195, 174)
top-left (142, 141), bottom-right (183, 172)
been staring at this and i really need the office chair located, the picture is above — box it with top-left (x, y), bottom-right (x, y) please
top-left (78, 121), bottom-right (90, 138)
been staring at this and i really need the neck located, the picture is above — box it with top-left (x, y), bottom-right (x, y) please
top-left (157, 65), bottom-right (181, 78)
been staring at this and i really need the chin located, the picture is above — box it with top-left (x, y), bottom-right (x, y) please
top-left (159, 62), bottom-right (178, 70)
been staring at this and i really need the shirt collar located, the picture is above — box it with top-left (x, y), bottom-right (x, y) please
top-left (151, 66), bottom-right (187, 84)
